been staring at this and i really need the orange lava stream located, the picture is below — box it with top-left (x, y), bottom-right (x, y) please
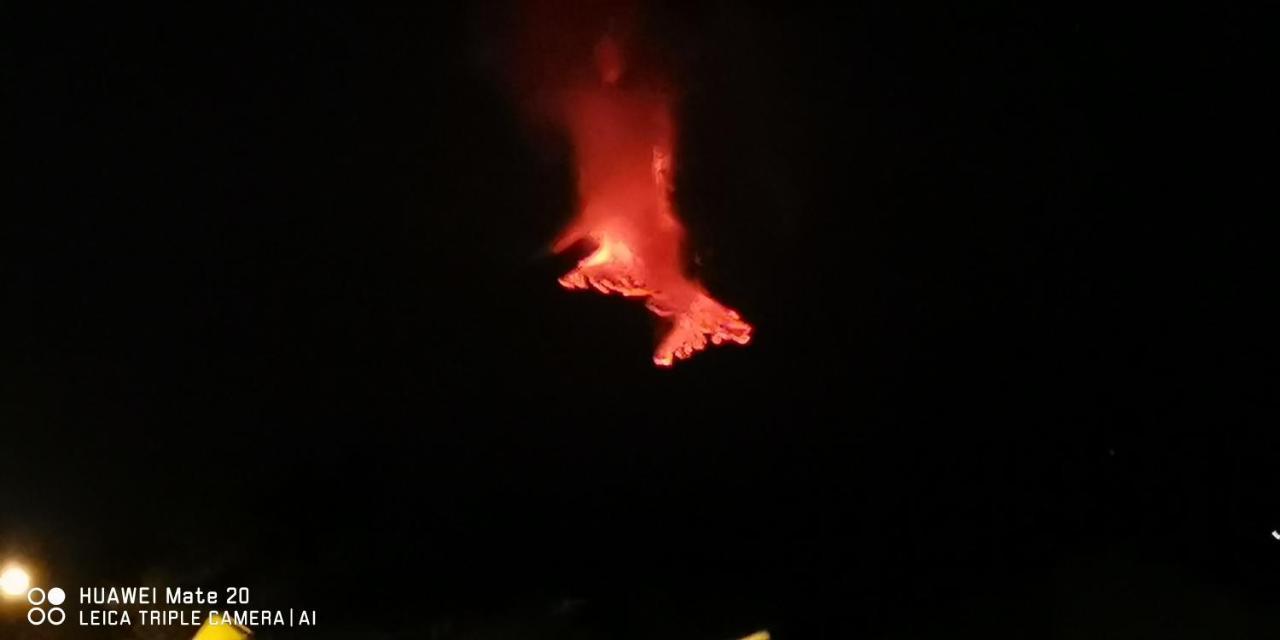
top-left (558, 232), bottom-right (753, 366)
top-left (551, 37), bottom-right (753, 367)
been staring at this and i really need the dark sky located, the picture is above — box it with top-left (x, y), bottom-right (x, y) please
top-left (2, 2), bottom-right (1272, 639)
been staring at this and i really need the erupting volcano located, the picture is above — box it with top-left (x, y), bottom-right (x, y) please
top-left (538, 31), bottom-right (753, 367)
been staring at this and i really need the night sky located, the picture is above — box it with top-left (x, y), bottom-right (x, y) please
top-left (2, 2), bottom-right (1272, 639)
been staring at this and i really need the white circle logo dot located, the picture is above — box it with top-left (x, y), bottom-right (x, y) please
top-left (48, 587), bottom-right (66, 605)
top-left (27, 587), bottom-right (46, 606)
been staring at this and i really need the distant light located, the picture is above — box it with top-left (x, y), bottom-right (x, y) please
top-left (0, 564), bottom-right (31, 598)
top-left (1272, 530), bottom-right (1279, 540)
top-left (739, 632), bottom-right (771, 640)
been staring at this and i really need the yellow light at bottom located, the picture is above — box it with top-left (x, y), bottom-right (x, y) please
top-left (191, 613), bottom-right (252, 640)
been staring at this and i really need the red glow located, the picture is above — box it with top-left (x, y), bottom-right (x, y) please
top-left (545, 34), bottom-right (752, 366)
top-left (500, 3), bottom-right (754, 366)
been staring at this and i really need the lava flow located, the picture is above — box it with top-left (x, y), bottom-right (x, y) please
top-left (548, 34), bottom-right (752, 367)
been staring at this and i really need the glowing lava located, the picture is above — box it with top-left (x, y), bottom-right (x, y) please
top-left (549, 34), bottom-right (753, 367)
